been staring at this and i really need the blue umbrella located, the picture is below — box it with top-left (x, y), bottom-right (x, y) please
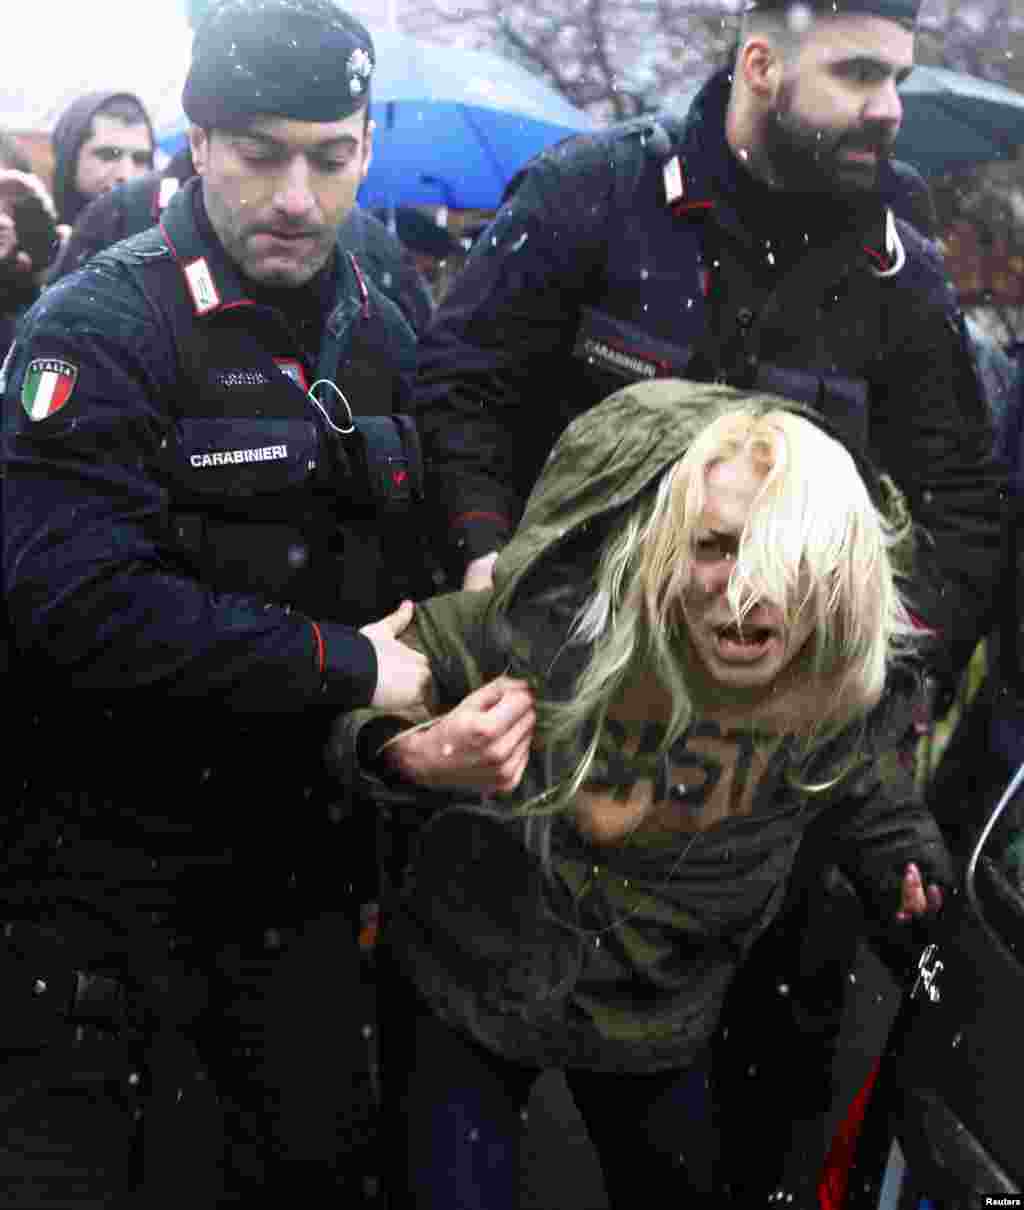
top-left (361, 28), bottom-right (597, 209)
top-left (156, 28), bottom-right (597, 210)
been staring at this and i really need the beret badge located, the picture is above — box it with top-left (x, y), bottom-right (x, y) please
top-left (347, 47), bottom-right (374, 97)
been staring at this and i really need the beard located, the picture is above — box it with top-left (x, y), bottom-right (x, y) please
top-left (762, 80), bottom-right (897, 197)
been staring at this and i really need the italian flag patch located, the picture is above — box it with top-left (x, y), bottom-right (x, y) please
top-left (22, 358), bottom-right (78, 421)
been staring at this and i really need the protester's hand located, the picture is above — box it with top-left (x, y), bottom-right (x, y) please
top-left (384, 675), bottom-right (535, 794)
top-left (894, 862), bottom-right (944, 923)
top-left (0, 170), bottom-right (57, 279)
top-left (462, 551), bottom-right (498, 592)
top-left (360, 600), bottom-right (433, 720)
top-left (0, 207), bottom-right (28, 272)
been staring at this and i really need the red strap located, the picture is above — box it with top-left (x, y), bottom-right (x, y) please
top-left (908, 611), bottom-right (940, 636)
top-left (817, 1059), bottom-right (880, 1210)
top-left (863, 244), bottom-right (892, 271)
top-left (451, 510), bottom-right (512, 529)
top-left (347, 252), bottom-right (371, 319)
top-left (670, 199), bottom-right (714, 217)
top-left (310, 620), bottom-right (325, 677)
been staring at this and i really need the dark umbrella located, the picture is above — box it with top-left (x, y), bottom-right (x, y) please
top-left (894, 66), bottom-right (1024, 174)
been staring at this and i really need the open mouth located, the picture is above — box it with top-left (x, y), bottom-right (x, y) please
top-left (713, 622), bottom-right (777, 661)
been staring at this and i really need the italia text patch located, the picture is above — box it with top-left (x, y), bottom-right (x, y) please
top-left (22, 358), bottom-right (78, 420)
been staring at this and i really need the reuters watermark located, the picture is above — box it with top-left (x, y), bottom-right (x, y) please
top-left (984, 1198), bottom-right (1022, 1207)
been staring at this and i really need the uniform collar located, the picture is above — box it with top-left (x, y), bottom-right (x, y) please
top-left (159, 179), bottom-right (372, 332)
top-left (676, 68), bottom-right (894, 265)
top-left (159, 177), bottom-right (252, 316)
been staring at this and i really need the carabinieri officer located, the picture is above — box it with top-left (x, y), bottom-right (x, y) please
top-left (1, 2), bottom-right (436, 1204)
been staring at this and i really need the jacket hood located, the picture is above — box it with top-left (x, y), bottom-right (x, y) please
top-left (492, 379), bottom-right (900, 608)
top-left (51, 91), bottom-right (154, 227)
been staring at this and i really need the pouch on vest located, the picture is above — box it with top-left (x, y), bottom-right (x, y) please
top-left (176, 417), bottom-right (320, 501)
top-left (572, 305), bottom-right (692, 389)
top-left (319, 411), bottom-right (424, 521)
top-left (164, 411), bottom-right (334, 609)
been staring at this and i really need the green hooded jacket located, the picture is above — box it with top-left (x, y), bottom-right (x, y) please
top-left (331, 379), bottom-right (951, 1072)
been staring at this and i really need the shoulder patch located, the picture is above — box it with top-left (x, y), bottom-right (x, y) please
top-left (663, 155), bottom-right (684, 205)
top-left (22, 357), bottom-right (78, 420)
top-left (184, 257), bottom-right (221, 315)
top-left (158, 177), bottom-right (181, 211)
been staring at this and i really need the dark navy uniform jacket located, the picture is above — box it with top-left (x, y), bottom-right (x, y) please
top-left (1, 178), bottom-right (416, 940)
top-left (5, 177), bottom-right (415, 710)
top-left (416, 70), bottom-right (1004, 682)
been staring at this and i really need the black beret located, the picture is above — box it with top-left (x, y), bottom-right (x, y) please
top-left (746, 0), bottom-right (921, 22)
top-left (183, 0), bottom-right (375, 128)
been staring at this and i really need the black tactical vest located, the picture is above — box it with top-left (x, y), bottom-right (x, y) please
top-left (110, 228), bottom-right (425, 626)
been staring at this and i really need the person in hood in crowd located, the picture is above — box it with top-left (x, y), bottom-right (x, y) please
top-left (47, 144), bottom-right (196, 284)
top-left (328, 379), bottom-right (951, 1210)
top-left (1, 1), bottom-right (511, 1202)
top-left (50, 90), bottom-right (155, 229)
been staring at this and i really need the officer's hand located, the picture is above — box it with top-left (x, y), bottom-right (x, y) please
top-left (462, 551), bottom-right (498, 592)
top-left (384, 675), bottom-right (535, 794)
top-left (894, 862), bottom-right (944, 923)
top-left (361, 600), bottom-right (433, 721)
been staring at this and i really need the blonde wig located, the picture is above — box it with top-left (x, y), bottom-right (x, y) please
top-left (514, 399), bottom-right (915, 827)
